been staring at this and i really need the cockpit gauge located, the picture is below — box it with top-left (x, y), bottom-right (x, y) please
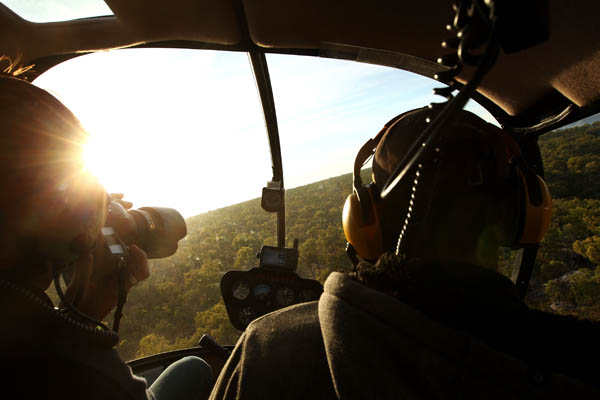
top-left (239, 307), bottom-right (256, 327)
top-left (220, 267), bottom-right (324, 331)
top-left (232, 281), bottom-right (250, 300)
top-left (275, 287), bottom-right (295, 306)
top-left (253, 284), bottom-right (271, 300)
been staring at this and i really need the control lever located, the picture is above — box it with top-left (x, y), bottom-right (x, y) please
top-left (198, 334), bottom-right (231, 360)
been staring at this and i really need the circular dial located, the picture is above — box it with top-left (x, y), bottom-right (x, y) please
top-left (253, 283), bottom-right (271, 300)
top-left (232, 281), bottom-right (250, 300)
top-left (275, 287), bottom-right (295, 306)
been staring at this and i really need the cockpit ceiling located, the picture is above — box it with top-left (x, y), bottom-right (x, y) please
top-left (1, 0), bottom-right (600, 120)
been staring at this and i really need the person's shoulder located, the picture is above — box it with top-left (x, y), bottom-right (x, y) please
top-left (245, 300), bottom-right (320, 342)
top-left (212, 301), bottom-right (336, 399)
top-left (239, 300), bottom-right (327, 371)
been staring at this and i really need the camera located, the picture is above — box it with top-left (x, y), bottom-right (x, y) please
top-left (104, 198), bottom-right (187, 259)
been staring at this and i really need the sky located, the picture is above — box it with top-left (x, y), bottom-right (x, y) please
top-left (8, 2), bottom-right (498, 218)
top-left (33, 50), bottom-right (496, 218)
top-left (1, 0), bottom-right (112, 22)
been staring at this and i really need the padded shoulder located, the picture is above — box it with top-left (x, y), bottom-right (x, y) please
top-left (210, 302), bottom-right (337, 400)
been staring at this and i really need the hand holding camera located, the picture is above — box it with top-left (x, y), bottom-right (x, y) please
top-left (64, 194), bottom-right (187, 322)
top-left (64, 239), bottom-right (149, 322)
top-left (63, 195), bottom-right (145, 321)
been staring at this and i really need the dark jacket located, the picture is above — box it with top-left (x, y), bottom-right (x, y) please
top-left (210, 267), bottom-right (600, 399)
top-left (0, 279), bottom-right (150, 400)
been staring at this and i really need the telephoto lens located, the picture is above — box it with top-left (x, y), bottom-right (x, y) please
top-left (106, 201), bottom-right (187, 259)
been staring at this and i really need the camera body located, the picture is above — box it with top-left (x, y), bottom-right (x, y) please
top-left (105, 199), bottom-right (187, 259)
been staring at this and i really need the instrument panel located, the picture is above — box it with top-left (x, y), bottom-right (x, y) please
top-left (220, 267), bottom-right (323, 330)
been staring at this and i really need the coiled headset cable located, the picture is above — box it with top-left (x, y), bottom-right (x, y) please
top-left (0, 277), bottom-right (119, 346)
top-left (53, 268), bottom-right (112, 331)
top-left (389, 0), bottom-right (500, 254)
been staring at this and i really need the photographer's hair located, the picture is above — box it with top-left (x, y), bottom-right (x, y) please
top-left (0, 54), bottom-right (34, 78)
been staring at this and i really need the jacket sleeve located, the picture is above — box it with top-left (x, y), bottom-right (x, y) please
top-left (209, 332), bottom-right (247, 400)
top-left (209, 302), bottom-right (337, 400)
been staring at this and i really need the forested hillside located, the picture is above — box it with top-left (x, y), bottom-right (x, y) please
top-left (115, 170), bottom-right (371, 360)
top-left (111, 123), bottom-right (600, 361)
top-left (526, 122), bottom-right (600, 318)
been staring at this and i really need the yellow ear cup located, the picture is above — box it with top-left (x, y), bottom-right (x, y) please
top-left (342, 188), bottom-right (383, 260)
top-left (519, 172), bottom-right (553, 244)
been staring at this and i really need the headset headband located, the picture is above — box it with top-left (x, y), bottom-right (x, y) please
top-left (353, 111), bottom-right (413, 191)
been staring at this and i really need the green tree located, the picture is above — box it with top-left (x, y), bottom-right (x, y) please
top-left (573, 236), bottom-right (600, 265)
top-left (234, 247), bottom-right (257, 269)
top-left (136, 333), bottom-right (175, 359)
top-left (194, 302), bottom-right (241, 345)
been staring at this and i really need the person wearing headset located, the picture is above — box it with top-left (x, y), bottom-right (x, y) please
top-left (210, 107), bottom-right (599, 399)
top-left (0, 65), bottom-right (212, 399)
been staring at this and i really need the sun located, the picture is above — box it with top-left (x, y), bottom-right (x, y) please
top-left (82, 131), bottom-right (117, 190)
top-left (79, 121), bottom-right (147, 202)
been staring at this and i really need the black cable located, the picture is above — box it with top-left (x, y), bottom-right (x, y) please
top-left (380, 0), bottom-right (499, 200)
top-left (53, 268), bottom-right (111, 331)
top-left (1, 279), bottom-right (119, 347)
top-left (112, 258), bottom-right (128, 332)
top-left (386, 0), bottom-right (500, 255)
top-left (395, 164), bottom-right (424, 255)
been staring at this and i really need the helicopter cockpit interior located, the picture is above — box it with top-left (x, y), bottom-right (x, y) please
top-left (1, 0), bottom-right (600, 393)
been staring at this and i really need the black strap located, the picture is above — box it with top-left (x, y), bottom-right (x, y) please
top-left (511, 136), bottom-right (545, 298)
top-left (511, 245), bottom-right (539, 299)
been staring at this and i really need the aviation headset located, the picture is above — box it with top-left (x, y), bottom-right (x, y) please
top-left (342, 109), bottom-right (553, 261)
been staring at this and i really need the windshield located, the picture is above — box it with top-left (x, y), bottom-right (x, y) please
top-left (35, 48), bottom-right (498, 360)
top-left (0, 0), bottom-right (113, 22)
top-left (35, 49), bottom-right (271, 218)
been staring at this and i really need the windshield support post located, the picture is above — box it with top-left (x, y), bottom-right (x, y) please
top-left (249, 50), bottom-right (286, 248)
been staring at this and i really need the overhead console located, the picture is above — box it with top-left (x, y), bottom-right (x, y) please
top-left (220, 243), bottom-right (323, 331)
